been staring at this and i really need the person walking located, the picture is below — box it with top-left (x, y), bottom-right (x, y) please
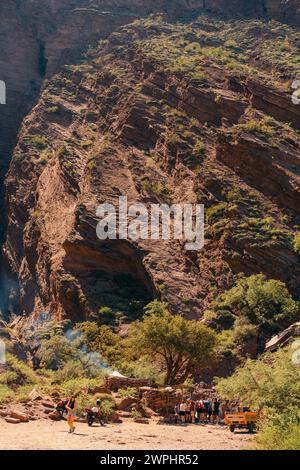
top-left (66, 396), bottom-right (77, 433)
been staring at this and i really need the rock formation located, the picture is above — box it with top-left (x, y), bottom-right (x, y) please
top-left (0, 2), bottom-right (300, 325)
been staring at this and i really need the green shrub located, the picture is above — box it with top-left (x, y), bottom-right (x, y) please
top-left (238, 117), bottom-right (276, 140)
top-left (100, 399), bottom-right (116, 420)
top-left (214, 274), bottom-right (298, 330)
top-left (98, 306), bottom-right (116, 325)
top-left (30, 135), bottom-right (47, 149)
top-left (118, 387), bottom-right (139, 399)
top-left (0, 354), bottom-right (37, 388)
top-left (206, 203), bottom-right (228, 224)
top-left (232, 317), bottom-right (258, 344)
top-left (293, 232), bottom-right (300, 254)
top-left (37, 335), bottom-right (77, 370)
top-left (216, 310), bottom-right (236, 330)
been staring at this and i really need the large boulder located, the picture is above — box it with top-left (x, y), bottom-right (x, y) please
top-left (116, 397), bottom-right (138, 411)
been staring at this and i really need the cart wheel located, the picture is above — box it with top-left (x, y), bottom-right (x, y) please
top-left (229, 425), bottom-right (235, 433)
top-left (248, 423), bottom-right (255, 434)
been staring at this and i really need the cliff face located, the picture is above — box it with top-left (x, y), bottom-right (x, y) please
top-left (1, 1), bottom-right (300, 320)
top-left (3, 13), bottom-right (300, 324)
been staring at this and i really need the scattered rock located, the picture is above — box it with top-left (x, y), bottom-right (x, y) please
top-left (143, 406), bottom-right (158, 418)
top-left (118, 412), bottom-right (132, 418)
top-left (41, 400), bottom-right (55, 409)
top-left (5, 417), bottom-right (21, 424)
top-left (10, 410), bottom-right (29, 422)
top-left (0, 410), bottom-right (8, 418)
top-left (110, 412), bottom-right (123, 424)
top-left (48, 411), bottom-right (61, 421)
top-left (133, 417), bottom-right (150, 424)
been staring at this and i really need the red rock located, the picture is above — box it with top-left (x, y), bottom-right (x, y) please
top-left (133, 417), bottom-right (150, 424)
top-left (48, 412), bottom-right (61, 421)
top-left (118, 412), bottom-right (132, 418)
top-left (116, 397), bottom-right (137, 411)
top-left (5, 417), bottom-right (21, 424)
top-left (28, 389), bottom-right (43, 401)
top-left (10, 410), bottom-right (29, 422)
top-left (41, 400), bottom-right (55, 409)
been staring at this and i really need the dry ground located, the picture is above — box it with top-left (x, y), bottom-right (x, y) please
top-left (0, 418), bottom-right (252, 450)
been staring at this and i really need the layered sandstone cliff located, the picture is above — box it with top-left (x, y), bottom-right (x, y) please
top-left (2, 13), bottom-right (300, 326)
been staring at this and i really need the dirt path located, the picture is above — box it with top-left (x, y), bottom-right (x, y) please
top-left (0, 419), bottom-right (252, 450)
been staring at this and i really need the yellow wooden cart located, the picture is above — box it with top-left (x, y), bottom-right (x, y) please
top-left (224, 411), bottom-right (259, 433)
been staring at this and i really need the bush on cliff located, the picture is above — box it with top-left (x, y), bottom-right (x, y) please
top-left (214, 274), bottom-right (298, 331)
top-left (293, 232), bottom-right (300, 255)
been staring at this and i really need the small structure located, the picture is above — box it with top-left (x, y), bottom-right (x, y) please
top-left (105, 371), bottom-right (153, 391)
top-left (265, 322), bottom-right (300, 352)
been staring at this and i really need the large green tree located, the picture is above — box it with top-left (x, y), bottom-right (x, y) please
top-left (128, 301), bottom-right (217, 385)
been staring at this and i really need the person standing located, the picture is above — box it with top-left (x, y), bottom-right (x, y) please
top-left (189, 399), bottom-right (195, 424)
top-left (66, 396), bottom-right (77, 433)
top-left (179, 400), bottom-right (187, 424)
top-left (185, 400), bottom-right (191, 423)
top-left (208, 400), bottom-right (213, 423)
top-left (174, 403), bottom-right (180, 424)
top-left (203, 398), bottom-right (210, 423)
top-left (198, 399), bottom-right (205, 423)
top-left (212, 398), bottom-right (220, 424)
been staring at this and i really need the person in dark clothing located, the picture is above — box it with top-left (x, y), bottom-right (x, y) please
top-left (212, 398), bottom-right (220, 424)
top-left (66, 397), bottom-right (77, 433)
top-left (208, 401), bottom-right (213, 423)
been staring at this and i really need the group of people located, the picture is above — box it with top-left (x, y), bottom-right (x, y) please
top-left (174, 398), bottom-right (225, 425)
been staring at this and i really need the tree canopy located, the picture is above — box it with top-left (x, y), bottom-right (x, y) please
top-left (128, 301), bottom-right (217, 385)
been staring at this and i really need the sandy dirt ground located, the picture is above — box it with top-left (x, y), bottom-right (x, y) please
top-left (0, 419), bottom-right (252, 450)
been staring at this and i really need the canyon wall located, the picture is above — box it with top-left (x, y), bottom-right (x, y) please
top-left (0, 0), bottom-right (300, 319)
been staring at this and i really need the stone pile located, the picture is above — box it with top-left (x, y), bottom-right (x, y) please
top-left (141, 387), bottom-right (182, 412)
top-left (105, 376), bottom-right (153, 392)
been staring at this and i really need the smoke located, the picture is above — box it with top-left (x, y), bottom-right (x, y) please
top-left (0, 262), bottom-right (20, 320)
top-left (65, 327), bottom-right (113, 373)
